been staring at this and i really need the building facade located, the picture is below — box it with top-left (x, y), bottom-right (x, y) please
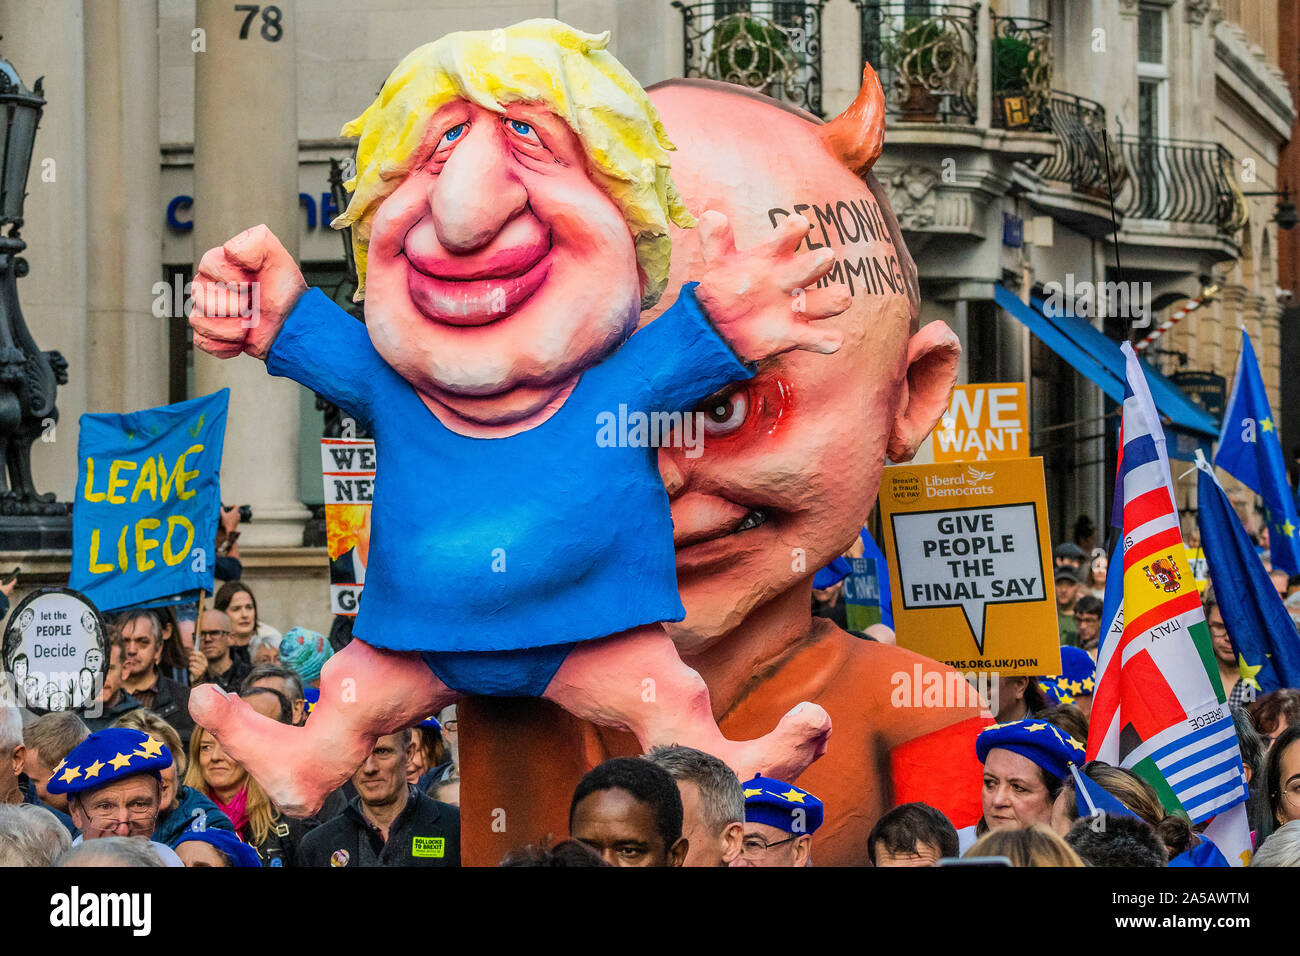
top-left (0, 0), bottom-right (1291, 629)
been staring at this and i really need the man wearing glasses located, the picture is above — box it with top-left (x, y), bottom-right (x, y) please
top-left (1072, 596), bottom-right (1104, 658)
top-left (46, 727), bottom-right (184, 866)
top-left (732, 774), bottom-right (823, 868)
top-left (1204, 589), bottom-right (1253, 708)
top-left (189, 610), bottom-right (251, 694)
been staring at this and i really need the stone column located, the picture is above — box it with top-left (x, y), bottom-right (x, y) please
top-left (0, 0), bottom-right (88, 503)
top-left (192, 0), bottom-right (309, 547)
top-left (84, 0), bottom-right (167, 416)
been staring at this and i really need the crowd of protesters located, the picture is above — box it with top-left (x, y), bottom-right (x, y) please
top-left (3, 506), bottom-right (1300, 868)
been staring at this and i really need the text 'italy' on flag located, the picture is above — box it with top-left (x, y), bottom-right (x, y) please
top-left (1087, 343), bottom-right (1249, 831)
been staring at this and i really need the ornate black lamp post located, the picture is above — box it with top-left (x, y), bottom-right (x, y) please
top-left (303, 157), bottom-right (369, 549)
top-left (0, 52), bottom-right (70, 550)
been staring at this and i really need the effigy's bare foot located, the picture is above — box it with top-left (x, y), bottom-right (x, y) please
top-left (189, 684), bottom-right (352, 817)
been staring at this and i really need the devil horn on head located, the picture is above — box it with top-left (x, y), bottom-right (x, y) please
top-left (819, 61), bottom-right (886, 177)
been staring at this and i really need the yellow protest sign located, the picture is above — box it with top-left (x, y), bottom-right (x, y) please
top-left (931, 383), bottom-right (1028, 463)
top-left (879, 457), bottom-right (1060, 677)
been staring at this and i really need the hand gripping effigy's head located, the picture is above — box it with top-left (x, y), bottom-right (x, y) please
top-left (644, 72), bottom-right (961, 651)
top-left (333, 20), bottom-right (695, 425)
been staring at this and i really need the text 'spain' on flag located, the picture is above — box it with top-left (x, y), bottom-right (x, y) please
top-left (1088, 344), bottom-right (1249, 835)
top-left (1215, 329), bottom-right (1300, 575)
top-left (1196, 452), bottom-right (1300, 694)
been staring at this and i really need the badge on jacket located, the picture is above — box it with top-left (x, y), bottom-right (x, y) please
top-left (412, 836), bottom-right (444, 858)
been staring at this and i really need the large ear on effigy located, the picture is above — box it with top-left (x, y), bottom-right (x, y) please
top-left (886, 322), bottom-right (962, 463)
top-left (818, 62), bottom-right (886, 176)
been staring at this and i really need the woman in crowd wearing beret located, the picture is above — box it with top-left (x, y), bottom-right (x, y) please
top-left (959, 718), bottom-right (1087, 853)
top-left (174, 828), bottom-right (263, 867)
top-left (184, 726), bottom-right (300, 866)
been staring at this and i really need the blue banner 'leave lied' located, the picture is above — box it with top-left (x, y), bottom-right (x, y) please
top-left (70, 390), bottom-right (229, 612)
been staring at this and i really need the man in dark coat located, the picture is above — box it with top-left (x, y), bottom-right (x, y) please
top-left (299, 729), bottom-right (459, 867)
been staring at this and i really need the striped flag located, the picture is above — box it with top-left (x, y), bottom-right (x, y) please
top-left (1088, 344), bottom-right (1249, 847)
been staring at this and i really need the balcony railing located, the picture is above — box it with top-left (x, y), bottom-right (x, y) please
top-left (857, 2), bottom-right (979, 124)
top-left (856, 4), bottom-right (1055, 130)
top-left (1036, 92), bottom-right (1124, 198)
top-left (674, 1), bottom-right (826, 117)
top-left (1115, 134), bottom-right (1247, 236)
top-left (989, 15), bottom-right (1052, 131)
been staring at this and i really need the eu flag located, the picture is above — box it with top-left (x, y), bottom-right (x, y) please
top-left (1214, 331), bottom-right (1300, 575)
top-left (1196, 453), bottom-right (1300, 694)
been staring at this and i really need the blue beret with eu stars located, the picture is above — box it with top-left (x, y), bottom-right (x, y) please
top-left (45, 727), bottom-right (173, 795)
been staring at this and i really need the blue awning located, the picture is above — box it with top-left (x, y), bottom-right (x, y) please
top-left (993, 285), bottom-right (1219, 458)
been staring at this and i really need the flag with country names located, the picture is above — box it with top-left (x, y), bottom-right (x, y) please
top-left (1088, 344), bottom-right (1249, 851)
top-left (1214, 330), bottom-right (1300, 575)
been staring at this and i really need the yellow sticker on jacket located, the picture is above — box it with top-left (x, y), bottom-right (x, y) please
top-left (412, 836), bottom-right (445, 858)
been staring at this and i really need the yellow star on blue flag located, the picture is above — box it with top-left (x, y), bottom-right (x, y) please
top-left (1237, 655), bottom-right (1264, 691)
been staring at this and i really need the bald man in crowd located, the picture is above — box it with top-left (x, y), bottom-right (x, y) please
top-left (189, 610), bottom-right (250, 694)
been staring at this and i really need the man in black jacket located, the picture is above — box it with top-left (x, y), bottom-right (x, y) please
top-left (118, 609), bottom-right (194, 743)
top-left (298, 729), bottom-right (459, 867)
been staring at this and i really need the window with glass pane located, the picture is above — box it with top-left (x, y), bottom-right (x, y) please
top-left (1138, 79), bottom-right (1159, 140)
top-left (772, 1), bottom-right (803, 28)
top-left (1138, 7), bottom-right (1163, 65)
top-left (1136, 79), bottom-right (1160, 218)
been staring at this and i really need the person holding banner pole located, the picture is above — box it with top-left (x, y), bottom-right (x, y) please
top-left (191, 610), bottom-right (251, 695)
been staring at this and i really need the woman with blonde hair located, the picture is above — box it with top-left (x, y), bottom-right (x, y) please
top-left (966, 824), bottom-right (1086, 867)
top-left (184, 726), bottom-right (300, 865)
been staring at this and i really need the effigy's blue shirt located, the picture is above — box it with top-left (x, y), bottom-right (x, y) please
top-left (268, 285), bottom-right (752, 654)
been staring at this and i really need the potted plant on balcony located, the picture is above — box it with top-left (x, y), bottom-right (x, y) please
top-left (992, 34), bottom-right (1045, 128)
top-left (883, 17), bottom-right (963, 122)
top-left (707, 11), bottom-right (795, 97)
top-left (992, 35), bottom-right (1032, 93)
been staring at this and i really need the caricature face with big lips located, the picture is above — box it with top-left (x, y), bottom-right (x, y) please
top-left (361, 99), bottom-right (644, 431)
